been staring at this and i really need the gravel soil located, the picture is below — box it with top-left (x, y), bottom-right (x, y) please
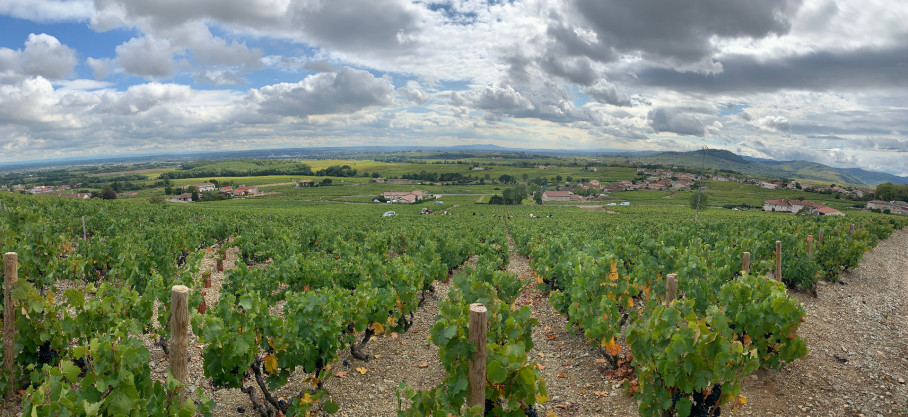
top-left (2, 227), bottom-right (907, 417)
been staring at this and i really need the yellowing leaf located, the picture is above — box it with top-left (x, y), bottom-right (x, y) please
top-left (601, 337), bottom-right (622, 356)
top-left (369, 322), bottom-right (386, 335)
top-left (626, 297), bottom-right (634, 308)
top-left (264, 354), bottom-right (278, 374)
top-left (355, 367), bottom-right (367, 375)
top-left (546, 409), bottom-right (558, 417)
top-left (610, 259), bottom-right (618, 274)
top-left (299, 393), bottom-right (315, 405)
top-left (736, 396), bottom-right (747, 407)
top-left (535, 275), bottom-right (543, 284)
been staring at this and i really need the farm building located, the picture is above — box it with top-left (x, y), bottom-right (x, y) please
top-left (541, 190), bottom-right (574, 202)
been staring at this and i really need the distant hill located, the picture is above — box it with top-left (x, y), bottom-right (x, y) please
top-left (638, 149), bottom-right (908, 186)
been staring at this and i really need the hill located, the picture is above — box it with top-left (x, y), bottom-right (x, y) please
top-left (637, 149), bottom-right (908, 186)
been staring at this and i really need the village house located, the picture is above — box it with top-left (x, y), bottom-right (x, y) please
top-left (46, 192), bottom-right (91, 199)
top-left (759, 182), bottom-right (778, 190)
top-left (373, 177), bottom-right (385, 184)
top-left (169, 193), bottom-right (193, 203)
top-left (233, 186), bottom-right (259, 196)
top-left (195, 183), bottom-right (216, 192)
top-left (763, 200), bottom-right (843, 216)
top-left (541, 190), bottom-right (574, 202)
top-left (867, 200), bottom-right (908, 215)
top-left (381, 190), bottom-right (425, 203)
top-left (219, 186), bottom-right (234, 195)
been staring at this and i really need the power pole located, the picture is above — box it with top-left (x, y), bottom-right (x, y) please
top-left (695, 147), bottom-right (707, 221)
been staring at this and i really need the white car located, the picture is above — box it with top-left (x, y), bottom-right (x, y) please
top-left (382, 211), bottom-right (397, 217)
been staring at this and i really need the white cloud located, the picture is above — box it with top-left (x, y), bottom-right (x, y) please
top-left (0, 34), bottom-right (78, 81)
top-left (250, 67), bottom-right (394, 117)
top-left (115, 36), bottom-right (178, 77)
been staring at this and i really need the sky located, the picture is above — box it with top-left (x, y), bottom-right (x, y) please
top-left (0, 0), bottom-right (906, 175)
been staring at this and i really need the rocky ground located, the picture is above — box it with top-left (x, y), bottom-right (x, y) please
top-left (2, 227), bottom-right (906, 417)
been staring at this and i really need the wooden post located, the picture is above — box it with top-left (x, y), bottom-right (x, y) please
top-left (468, 303), bottom-right (487, 409)
top-left (775, 241), bottom-right (782, 281)
top-left (807, 235), bottom-right (813, 257)
top-left (169, 285), bottom-right (189, 400)
top-left (742, 252), bottom-right (750, 274)
top-left (818, 230), bottom-right (824, 245)
top-left (81, 216), bottom-right (87, 241)
top-left (4, 253), bottom-right (18, 398)
top-left (849, 223), bottom-right (855, 237)
top-left (665, 273), bottom-right (678, 306)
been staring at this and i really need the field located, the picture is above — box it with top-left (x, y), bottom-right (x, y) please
top-left (1, 156), bottom-right (906, 417)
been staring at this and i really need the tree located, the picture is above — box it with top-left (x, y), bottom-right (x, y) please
top-left (566, 176), bottom-right (573, 183)
top-left (521, 173), bottom-right (529, 183)
top-left (533, 191), bottom-right (543, 205)
top-left (689, 192), bottom-right (707, 210)
top-left (489, 195), bottom-right (505, 205)
top-left (209, 179), bottom-right (220, 188)
top-left (320, 178), bottom-right (333, 186)
top-left (191, 191), bottom-right (199, 202)
top-left (555, 175), bottom-right (563, 182)
top-left (101, 186), bottom-right (117, 200)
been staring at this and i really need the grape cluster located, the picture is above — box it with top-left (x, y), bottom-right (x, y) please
top-left (36, 341), bottom-right (59, 366)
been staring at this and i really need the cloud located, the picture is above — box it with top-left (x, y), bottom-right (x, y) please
top-left (584, 80), bottom-right (631, 107)
top-left (251, 67), bottom-right (394, 118)
top-left (648, 107), bottom-right (707, 136)
top-left (631, 44), bottom-right (908, 93)
top-left (193, 70), bottom-right (246, 85)
top-left (398, 81), bottom-right (430, 105)
top-left (0, 0), bottom-right (92, 22)
top-left (86, 57), bottom-right (115, 80)
top-left (572, 0), bottom-right (800, 66)
top-left (115, 36), bottom-right (178, 77)
top-left (0, 33), bottom-right (78, 81)
top-left (95, 82), bottom-right (191, 115)
top-left (756, 115), bottom-right (791, 132)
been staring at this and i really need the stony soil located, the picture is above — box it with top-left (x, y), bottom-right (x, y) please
top-left (2, 227), bottom-right (907, 417)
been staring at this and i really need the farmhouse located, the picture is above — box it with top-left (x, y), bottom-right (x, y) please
top-left (382, 190), bottom-right (425, 203)
top-left (867, 200), bottom-right (908, 215)
top-left (373, 177), bottom-right (385, 184)
top-left (195, 183), bottom-right (216, 192)
top-left (45, 192), bottom-right (91, 199)
top-left (541, 190), bottom-right (574, 202)
top-left (233, 186), bottom-right (259, 196)
top-left (168, 193), bottom-right (193, 203)
top-left (763, 200), bottom-right (842, 216)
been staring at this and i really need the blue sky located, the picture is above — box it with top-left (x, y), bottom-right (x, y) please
top-left (0, 0), bottom-right (905, 175)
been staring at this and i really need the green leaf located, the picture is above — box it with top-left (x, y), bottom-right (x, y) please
top-left (487, 360), bottom-right (507, 384)
top-left (676, 397), bottom-right (692, 417)
top-left (105, 388), bottom-right (136, 415)
top-left (323, 400), bottom-right (340, 414)
top-left (82, 399), bottom-right (102, 416)
top-left (60, 360), bottom-right (80, 384)
top-left (239, 295), bottom-right (252, 311)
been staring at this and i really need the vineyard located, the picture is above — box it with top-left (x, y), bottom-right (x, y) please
top-left (0, 192), bottom-right (906, 416)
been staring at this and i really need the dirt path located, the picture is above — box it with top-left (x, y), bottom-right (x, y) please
top-left (502, 226), bottom-right (908, 417)
top-left (739, 227), bottom-right (908, 417)
top-left (505, 230), bottom-right (640, 416)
